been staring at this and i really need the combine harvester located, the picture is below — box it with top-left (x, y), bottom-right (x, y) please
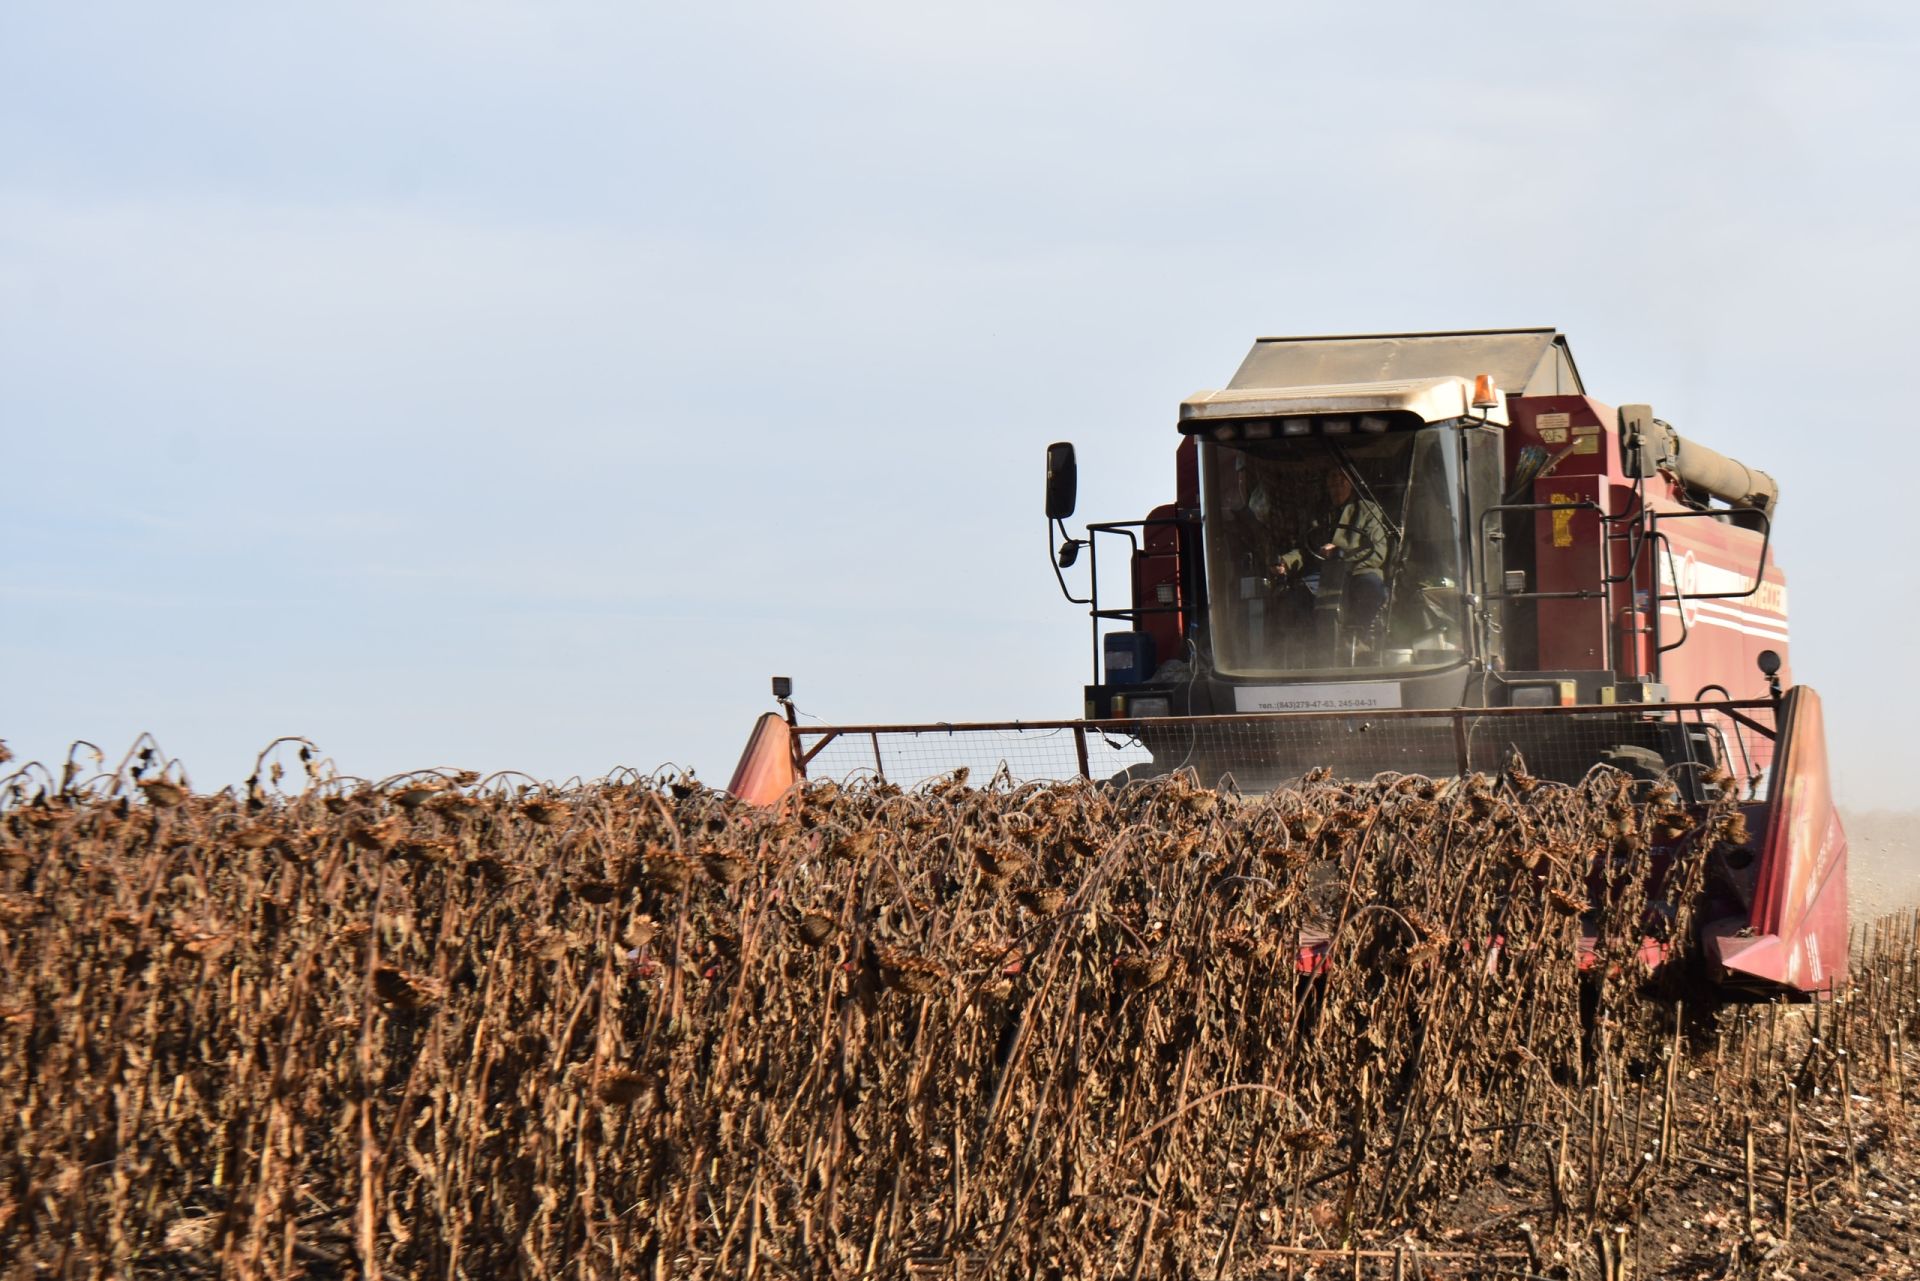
top-left (729, 329), bottom-right (1847, 995)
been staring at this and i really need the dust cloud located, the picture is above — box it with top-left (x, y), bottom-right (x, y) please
top-left (1843, 810), bottom-right (1920, 921)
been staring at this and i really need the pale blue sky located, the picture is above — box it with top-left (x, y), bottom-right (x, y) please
top-left (3, 3), bottom-right (1916, 801)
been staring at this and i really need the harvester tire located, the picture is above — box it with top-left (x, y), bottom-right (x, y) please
top-left (1105, 762), bottom-right (1166, 789)
top-left (1598, 745), bottom-right (1667, 781)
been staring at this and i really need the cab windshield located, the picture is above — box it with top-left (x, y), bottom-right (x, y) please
top-left (1200, 427), bottom-right (1469, 678)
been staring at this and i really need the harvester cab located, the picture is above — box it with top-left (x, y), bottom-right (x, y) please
top-left (730, 328), bottom-right (1847, 996)
top-left (1064, 331), bottom-right (1760, 717)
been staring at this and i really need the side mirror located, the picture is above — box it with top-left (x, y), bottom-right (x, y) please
top-left (1045, 442), bottom-right (1078, 520)
top-left (1755, 650), bottom-right (1781, 678)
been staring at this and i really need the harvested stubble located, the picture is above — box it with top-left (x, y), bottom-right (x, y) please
top-left (1, 752), bottom-right (1917, 1280)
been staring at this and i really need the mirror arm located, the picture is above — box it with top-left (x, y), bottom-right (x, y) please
top-left (1049, 518), bottom-right (1091, 604)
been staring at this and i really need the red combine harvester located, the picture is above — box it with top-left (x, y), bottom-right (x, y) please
top-left (731, 329), bottom-right (1847, 995)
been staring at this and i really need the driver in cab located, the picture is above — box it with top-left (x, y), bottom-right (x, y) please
top-left (1272, 466), bottom-right (1390, 633)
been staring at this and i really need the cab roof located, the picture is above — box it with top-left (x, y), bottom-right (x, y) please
top-left (1226, 328), bottom-right (1583, 399)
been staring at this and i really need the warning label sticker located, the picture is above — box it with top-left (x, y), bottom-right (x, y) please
top-left (1536, 412), bottom-right (1570, 444)
top-left (1233, 683), bottom-right (1403, 713)
top-left (1551, 492), bottom-right (1579, 548)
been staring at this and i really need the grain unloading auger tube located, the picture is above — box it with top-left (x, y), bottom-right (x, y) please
top-left (728, 689), bottom-right (1849, 995)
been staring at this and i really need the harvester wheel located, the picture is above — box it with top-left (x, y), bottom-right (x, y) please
top-left (1105, 762), bottom-right (1166, 789)
top-left (1598, 745), bottom-right (1667, 781)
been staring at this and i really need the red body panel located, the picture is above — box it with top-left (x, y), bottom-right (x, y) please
top-left (1129, 437), bottom-right (1201, 675)
top-left (1647, 512), bottom-right (1789, 703)
top-left (1132, 506), bottom-right (1184, 674)
top-left (1507, 394), bottom-right (1788, 708)
top-left (727, 713), bottom-right (798, 807)
top-left (1705, 688), bottom-right (1849, 992)
top-left (1531, 472), bottom-right (1610, 673)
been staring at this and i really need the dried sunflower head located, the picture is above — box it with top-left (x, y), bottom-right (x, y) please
top-left (574, 878), bottom-right (617, 904)
top-left (138, 779), bottom-right (188, 808)
top-left (975, 846), bottom-right (1032, 881)
top-left (232, 822), bottom-right (280, 850)
top-left (373, 966), bottom-right (446, 1010)
top-left (1017, 887), bottom-right (1067, 916)
top-left (520, 799), bottom-right (569, 826)
top-left (701, 850), bottom-right (752, 886)
top-left (795, 912), bottom-right (837, 948)
top-left (390, 780), bottom-right (449, 810)
top-left (1545, 888), bottom-right (1587, 917)
top-left (874, 945), bottom-right (947, 996)
top-left (595, 1068), bottom-right (654, 1107)
top-left (644, 851), bottom-right (697, 894)
top-left (1113, 952), bottom-right (1172, 990)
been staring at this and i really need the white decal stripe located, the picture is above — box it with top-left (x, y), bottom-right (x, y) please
top-left (1659, 604), bottom-right (1791, 642)
top-left (1658, 616), bottom-right (1792, 643)
top-left (1689, 603), bottom-right (1789, 637)
top-left (1691, 599), bottom-right (1792, 631)
top-left (1655, 596), bottom-right (1790, 627)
